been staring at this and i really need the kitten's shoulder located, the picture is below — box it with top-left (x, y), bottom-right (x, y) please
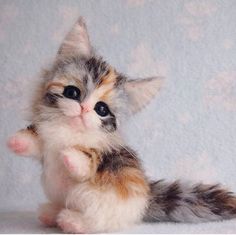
top-left (98, 146), bottom-right (141, 172)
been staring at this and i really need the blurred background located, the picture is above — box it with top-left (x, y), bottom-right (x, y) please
top-left (0, 0), bottom-right (236, 213)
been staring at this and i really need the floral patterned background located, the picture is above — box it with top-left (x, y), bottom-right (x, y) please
top-left (0, 0), bottom-right (236, 212)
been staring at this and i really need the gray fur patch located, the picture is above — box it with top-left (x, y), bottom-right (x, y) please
top-left (44, 93), bottom-right (62, 107)
top-left (85, 56), bottom-right (109, 84)
top-left (101, 115), bottom-right (117, 132)
top-left (97, 147), bottom-right (140, 173)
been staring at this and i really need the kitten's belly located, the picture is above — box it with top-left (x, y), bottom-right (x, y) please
top-left (41, 152), bottom-right (75, 205)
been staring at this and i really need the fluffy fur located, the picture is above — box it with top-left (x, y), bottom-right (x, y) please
top-left (7, 17), bottom-right (236, 233)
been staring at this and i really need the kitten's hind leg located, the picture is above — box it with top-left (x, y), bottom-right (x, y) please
top-left (38, 202), bottom-right (61, 227)
top-left (57, 209), bottom-right (88, 233)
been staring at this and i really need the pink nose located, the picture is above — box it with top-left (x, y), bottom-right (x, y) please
top-left (81, 104), bottom-right (90, 113)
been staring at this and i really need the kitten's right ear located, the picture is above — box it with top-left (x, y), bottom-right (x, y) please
top-left (124, 76), bottom-right (164, 114)
top-left (57, 17), bottom-right (92, 58)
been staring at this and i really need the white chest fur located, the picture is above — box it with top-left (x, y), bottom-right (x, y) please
top-left (41, 148), bottom-right (75, 205)
top-left (38, 121), bottom-right (96, 205)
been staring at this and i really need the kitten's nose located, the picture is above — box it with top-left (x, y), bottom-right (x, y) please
top-left (81, 103), bottom-right (90, 113)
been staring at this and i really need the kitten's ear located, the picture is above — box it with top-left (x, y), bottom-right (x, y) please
top-left (124, 77), bottom-right (164, 114)
top-left (57, 17), bottom-right (92, 57)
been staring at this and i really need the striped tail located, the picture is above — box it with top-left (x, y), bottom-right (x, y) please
top-left (143, 180), bottom-right (236, 223)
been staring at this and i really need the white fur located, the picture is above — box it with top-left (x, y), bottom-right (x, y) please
top-left (41, 149), bottom-right (74, 206)
top-left (57, 209), bottom-right (87, 233)
top-left (64, 182), bottom-right (148, 233)
top-left (37, 118), bottom-right (116, 205)
top-left (38, 117), bottom-right (111, 149)
top-left (58, 99), bottom-right (82, 117)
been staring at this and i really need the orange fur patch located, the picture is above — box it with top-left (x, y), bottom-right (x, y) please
top-left (99, 88), bottom-right (113, 101)
top-left (93, 167), bottom-right (149, 199)
top-left (98, 68), bottom-right (117, 88)
top-left (74, 145), bottom-right (101, 178)
top-left (46, 82), bottom-right (65, 91)
top-left (73, 145), bottom-right (148, 199)
top-left (96, 68), bottom-right (118, 103)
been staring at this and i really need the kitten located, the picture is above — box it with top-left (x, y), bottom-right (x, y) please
top-left (7, 17), bottom-right (236, 233)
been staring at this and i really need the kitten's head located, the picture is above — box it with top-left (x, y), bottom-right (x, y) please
top-left (32, 18), bottom-right (163, 146)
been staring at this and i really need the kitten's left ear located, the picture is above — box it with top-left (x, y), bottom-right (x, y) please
top-left (124, 77), bottom-right (164, 114)
top-left (57, 17), bottom-right (92, 57)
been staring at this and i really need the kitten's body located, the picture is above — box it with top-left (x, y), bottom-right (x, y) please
top-left (40, 131), bottom-right (147, 232)
top-left (37, 115), bottom-right (148, 232)
top-left (19, 117), bottom-right (148, 232)
top-left (7, 18), bottom-right (236, 233)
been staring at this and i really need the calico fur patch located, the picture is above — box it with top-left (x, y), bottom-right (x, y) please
top-left (144, 181), bottom-right (236, 223)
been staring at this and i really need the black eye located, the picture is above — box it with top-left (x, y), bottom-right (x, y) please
top-left (63, 85), bottom-right (80, 100)
top-left (94, 101), bottom-right (110, 117)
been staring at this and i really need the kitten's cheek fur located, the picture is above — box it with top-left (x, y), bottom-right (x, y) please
top-left (82, 113), bottom-right (101, 130)
top-left (68, 117), bottom-right (86, 132)
top-left (68, 113), bottom-right (100, 132)
top-left (58, 99), bottom-right (82, 117)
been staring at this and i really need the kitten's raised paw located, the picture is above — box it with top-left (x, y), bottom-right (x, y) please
top-left (60, 148), bottom-right (91, 180)
top-left (7, 135), bottom-right (29, 155)
top-left (63, 154), bottom-right (76, 172)
top-left (7, 130), bottom-right (40, 157)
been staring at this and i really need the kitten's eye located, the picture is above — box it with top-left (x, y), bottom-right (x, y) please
top-left (63, 85), bottom-right (80, 100)
top-left (94, 101), bottom-right (110, 117)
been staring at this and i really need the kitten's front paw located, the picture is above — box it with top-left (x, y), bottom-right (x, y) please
top-left (60, 148), bottom-right (91, 180)
top-left (7, 135), bottom-right (30, 156)
top-left (7, 130), bottom-right (40, 157)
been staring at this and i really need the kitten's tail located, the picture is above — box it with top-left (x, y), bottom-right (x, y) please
top-left (143, 180), bottom-right (236, 223)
